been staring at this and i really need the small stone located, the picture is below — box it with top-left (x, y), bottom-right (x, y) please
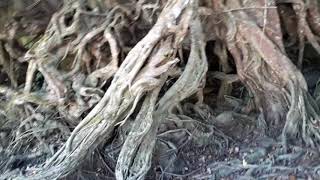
top-left (215, 111), bottom-right (235, 127)
top-left (201, 156), bottom-right (206, 162)
top-left (234, 147), bottom-right (239, 153)
top-left (242, 159), bottom-right (248, 166)
top-left (207, 168), bottom-right (212, 174)
top-left (0, 132), bottom-right (7, 139)
top-left (245, 148), bottom-right (267, 164)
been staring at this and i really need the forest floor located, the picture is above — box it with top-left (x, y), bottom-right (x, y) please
top-left (60, 113), bottom-right (320, 179)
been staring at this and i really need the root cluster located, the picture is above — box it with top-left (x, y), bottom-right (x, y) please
top-left (1, 0), bottom-right (320, 179)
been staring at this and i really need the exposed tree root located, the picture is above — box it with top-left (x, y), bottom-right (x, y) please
top-left (215, 0), bottom-right (320, 148)
top-left (2, 0), bottom-right (320, 179)
top-left (116, 6), bottom-right (208, 179)
top-left (282, 79), bottom-right (320, 149)
top-left (13, 0), bottom-right (198, 179)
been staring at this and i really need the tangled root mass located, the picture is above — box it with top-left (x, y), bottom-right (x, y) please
top-left (1, 0), bottom-right (320, 179)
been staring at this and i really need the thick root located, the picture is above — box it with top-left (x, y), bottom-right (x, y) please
top-left (282, 79), bottom-right (320, 149)
top-left (220, 0), bottom-right (320, 148)
top-left (115, 89), bottom-right (161, 180)
top-left (17, 0), bottom-right (194, 179)
top-left (2, 0), bottom-right (320, 179)
top-left (116, 6), bottom-right (208, 179)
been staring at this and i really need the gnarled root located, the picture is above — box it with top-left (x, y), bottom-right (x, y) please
top-left (115, 6), bottom-right (208, 179)
top-left (219, 0), bottom-right (320, 148)
top-left (18, 0), bottom-right (195, 179)
top-left (282, 79), bottom-right (320, 149)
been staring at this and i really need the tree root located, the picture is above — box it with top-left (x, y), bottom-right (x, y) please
top-left (282, 79), bottom-right (320, 149)
top-left (2, 0), bottom-right (320, 179)
top-left (14, 0), bottom-right (196, 179)
top-left (216, 0), bottom-right (320, 148)
top-left (116, 4), bottom-right (208, 179)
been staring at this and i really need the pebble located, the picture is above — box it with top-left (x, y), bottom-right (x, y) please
top-left (242, 159), bottom-right (248, 166)
top-left (234, 147), bottom-right (240, 153)
top-left (245, 148), bottom-right (267, 164)
top-left (201, 156), bottom-right (206, 163)
top-left (207, 167), bottom-right (212, 174)
top-left (0, 132), bottom-right (7, 139)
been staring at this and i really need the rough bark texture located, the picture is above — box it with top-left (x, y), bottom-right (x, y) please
top-left (1, 0), bottom-right (320, 179)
